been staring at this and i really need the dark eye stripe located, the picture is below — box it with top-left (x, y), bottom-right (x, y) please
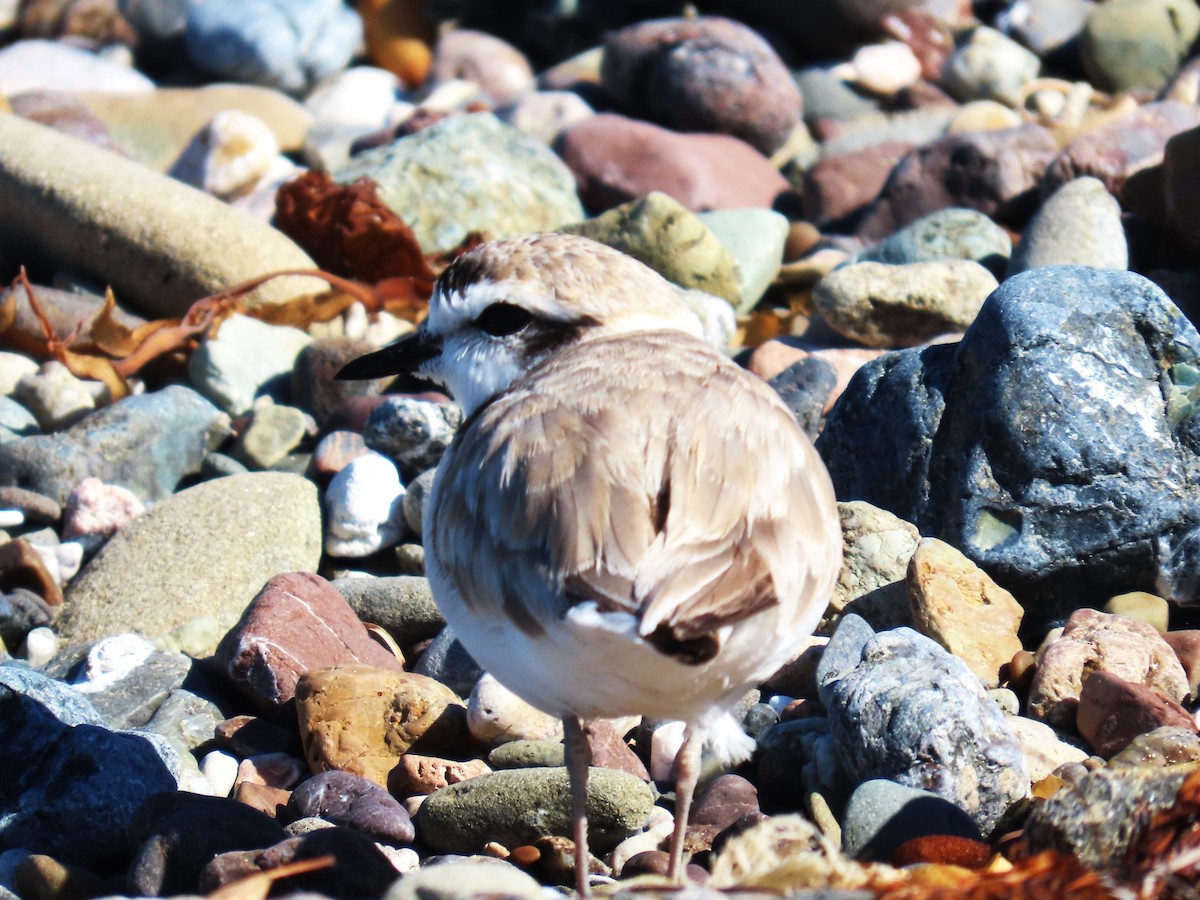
top-left (476, 303), bottom-right (534, 336)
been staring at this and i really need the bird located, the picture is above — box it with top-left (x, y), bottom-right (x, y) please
top-left (337, 232), bottom-right (842, 896)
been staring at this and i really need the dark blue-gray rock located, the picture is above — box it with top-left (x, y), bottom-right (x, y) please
top-left (817, 266), bottom-right (1200, 624)
top-left (755, 717), bottom-right (848, 812)
top-left (1020, 766), bottom-right (1188, 870)
top-left (413, 627), bottom-right (485, 698)
top-left (335, 113), bottom-right (584, 255)
top-left (0, 667), bottom-right (181, 866)
top-left (184, 0), bottom-right (362, 95)
top-left (364, 397), bottom-right (461, 481)
top-left (200, 826), bottom-right (398, 897)
top-left (841, 778), bottom-right (982, 861)
top-left (853, 207), bottom-right (1012, 278)
top-left (816, 613), bottom-right (875, 707)
top-left (0, 397), bottom-right (38, 439)
top-left (332, 575), bottom-right (444, 646)
top-left (825, 628), bottom-right (1028, 836)
top-left (415, 767), bottom-right (653, 855)
top-left (71, 647), bottom-right (194, 730)
top-left (768, 358), bottom-right (837, 439)
top-left (0, 589), bottom-right (55, 647)
top-left (287, 770), bottom-right (415, 845)
top-left (127, 792), bottom-right (289, 896)
top-left (0, 385), bottom-right (228, 506)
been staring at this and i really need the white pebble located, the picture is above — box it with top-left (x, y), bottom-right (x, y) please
top-left (467, 673), bottom-right (564, 746)
top-left (324, 451), bottom-right (407, 557)
top-left (376, 844), bottom-right (420, 875)
top-left (648, 720), bottom-right (687, 782)
top-left (72, 633), bottom-right (155, 692)
top-left (200, 749), bottom-right (240, 797)
top-left (843, 41), bottom-right (922, 96)
top-left (0, 510), bottom-right (23, 528)
top-left (169, 109), bottom-right (280, 200)
top-left (19, 626), bottom-right (57, 667)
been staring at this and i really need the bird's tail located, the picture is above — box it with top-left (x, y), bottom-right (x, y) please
top-left (703, 711), bottom-right (757, 767)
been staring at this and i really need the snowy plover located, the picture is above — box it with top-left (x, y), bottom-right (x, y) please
top-left (338, 233), bottom-right (842, 895)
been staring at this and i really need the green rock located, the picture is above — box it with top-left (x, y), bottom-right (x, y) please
top-left (332, 575), bottom-right (445, 645)
top-left (336, 112), bottom-right (583, 254)
top-left (488, 739), bottom-right (567, 769)
top-left (58, 472), bottom-right (322, 644)
top-left (1081, 0), bottom-right (1200, 93)
top-left (699, 208), bottom-right (790, 315)
top-left (856, 207), bottom-right (1012, 273)
top-left (562, 192), bottom-right (742, 304)
top-left (416, 766), bottom-right (654, 855)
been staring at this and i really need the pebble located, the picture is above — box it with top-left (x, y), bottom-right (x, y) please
top-left (767, 357), bottom-right (838, 438)
top-left (56, 472), bottom-right (321, 644)
top-left (430, 29), bottom-right (534, 107)
top-left (188, 314), bottom-right (314, 416)
top-left (1007, 715), bottom-right (1090, 783)
top-left (563, 192), bottom-right (742, 306)
top-left (0, 38), bottom-right (154, 94)
top-left (697, 209), bottom-right (790, 314)
top-left (1076, 669), bottom-right (1197, 757)
top-left (1104, 591), bottom-right (1171, 633)
top-left (401, 468), bottom-right (437, 538)
top-left (200, 749), bottom-right (240, 797)
top-left (826, 627), bottom-right (1029, 836)
top-left (332, 575), bottom-right (444, 647)
top-left (295, 664), bottom-right (468, 788)
top-left (1007, 176), bottom-right (1127, 275)
top-left (61, 477), bottom-right (144, 553)
top-left (236, 752), bottom-right (305, 790)
top-left (1028, 608), bottom-right (1190, 729)
top-left (600, 16), bottom-right (802, 157)
top-left (906, 537), bottom-right (1024, 687)
top-left (383, 858), bottom-right (545, 900)
top-left (233, 401), bottom-right (310, 470)
top-left (813, 259), bottom-right (998, 348)
top-left (998, 0), bottom-right (1093, 57)
top-left (1164, 630), bottom-right (1200, 697)
top-left (14, 361), bottom-right (97, 431)
top-left (288, 769), bottom-right (415, 844)
top-left (467, 673), bottom-right (565, 746)
top-left (68, 635), bottom-right (194, 729)
top-left (390, 754), bottom-right (492, 796)
top-left (816, 613), bottom-right (876, 706)
top-left (324, 451), bottom-right (408, 557)
top-left (853, 207), bottom-right (1013, 274)
top-left (940, 25), bottom-right (1041, 106)
top-left (496, 90), bottom-right (594, 145)
top-left (835, 41), bottom-right (922, 97)
top-left (303, 66), bottom-right (407, 171)
top-left (1080, 0), bottom-right (1200, 93)
top-left (337, 112), bottom-right (583, 255)
top-left (555, 113), bottom-right (792, 213)
top-left (415, 766), bottom-right (654, 856)
top-left (840, 778), bottom-right (982, 861)
top-left (363, 397), bottom-right (461, 480)
top-left (801, 141), bottom-right (915, 229)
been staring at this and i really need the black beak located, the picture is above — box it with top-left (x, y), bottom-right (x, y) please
top-left (335, 330), bottom-right (443, 380)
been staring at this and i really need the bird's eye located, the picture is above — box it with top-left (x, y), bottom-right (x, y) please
top-left (476, 303), bottom-right (534, 337)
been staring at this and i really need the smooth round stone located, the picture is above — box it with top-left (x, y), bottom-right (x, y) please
top-left (415, 767), bottom-right (654, 855)
top-left (1007, 715), bottom-right (1089, 783)
top-left (184, 0), bottom-right (362, 95)
top-left (1076, 670), bottom-right (1196, 757)
top-left (488, 739), bottom-right (566, 769)
top-left (841, 778), bottom-right (982, 860)
top-left (336, 112), bottom-right (583, 255)
top-left (20, 625), bottom-right (57, 667)
top-left (430, 29), bottom-right (534, 107)
top-left (796, 65), bottom-right (881, 124)
top-left (947, 100), bottom-right (1023, 135)
top-left (288, 770), bottom-right (415, 844)
top-left (0, 352), bottom-right (39, 396)
top-left (0, 115), bottom-right (326, 318)
top-left (1104, 591), bottom-right (1170, 633)
top-left (233, 402), bottom-right (310, 470)
top-left (854, 207), bottom-right (1012, 275)
top-left (0, 396), bottom-right (38, 440)
top-left (383, 859), bottom-right (545, 900)
top-left (497, 90), bottom-right (594, 145)
top-left (363, 397), bottom-right (461, 480)
top-left (814, 260), bottom-right (998, 348)
top-left (56, 472), bottom-right (321, 644)
top-left (401, 468), bottom-right (437, 538)
top-left (467, 673), bottom-right (564, 747)
top-left (188, 314), bottom-right (313, 416)
top-left (563, 192), bottom-right (741, 306)
top-left (1007, 177), bottom-right (1126, 276)
top-left (167, 110), bottom-right (281, 203)
top-left (837, 41), bottom-right (922, 97)
top-left (325, 452), bottom-right (407, 558)
top-left (303, 66), bottom-right (407, 171)
top-left (939, 25), bottom-right (1041, 107)
top-left (332, 574), bottom-right (444, 646)
top-left (0, 38), bottom-right (153, 94)
top-left (201, 749), bottom-right (240, 797)
top-left (698, 209), bottom-right (789, 315)
top-left (1080, 0), bottom-right (1200, 93)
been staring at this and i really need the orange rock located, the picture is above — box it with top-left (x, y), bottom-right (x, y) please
top-left (389, 754), bottom-right (491, 795)
top-left (356, 0), bottom-right (435, 87)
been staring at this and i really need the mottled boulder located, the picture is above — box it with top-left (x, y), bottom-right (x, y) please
top-left (817, 266), bottom-right (1200, 624)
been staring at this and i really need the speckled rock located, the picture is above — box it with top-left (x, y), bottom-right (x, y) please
top-left (813, 260), bottom-right (997, 348)
top-left (56, 473), bottom-right (321, 644)
top-left (906, 538), bottom-right (1024, 688)
top-left (332, 575), bottom-right (444, 647)
top-left (825, 501), bottom-right (920, 632)
top-left (415, 767), bottom-right (654, 855)
top-left (1029, 608), bottom-right (1189, 729)
top-left (1007, 176), bottom-right (1126, 275)
top-left (826, 627), bottom-right (1029, 835)
top-left (363, 397), bottom-right (461, 480)
top-left (600, 16), bottom-right (802, 156)
top-left (390, 755), bottom-right (493, 796)
top-left (853, 207), bottom-right (1012, 274)
top-left (336, 113), bottom-right (583, 254)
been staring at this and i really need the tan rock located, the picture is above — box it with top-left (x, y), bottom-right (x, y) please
top-left (467, 673), bottom-right (564, 746)
top-left (823, 501), bottom-right (919, 632)
top-left (1007, 716), bottom-right (1089, 783)
top-left (296, 664), bottom-right (468, 789)
top-left (1103, 590), bottom-right (1170, 633)
top-left (390, 755), bottom-right (492, 796)
top-left (1028, 608), bottom-right (1190, 729)
top-left (907, 538), bottom-right (1024, 687)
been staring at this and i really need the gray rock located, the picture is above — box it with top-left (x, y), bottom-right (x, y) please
top-left (854, 207), bottom-right (1012, 277)
top-left (755, 716), bottom-right (848, 812)
top-left (364, 397), bottom-right (461, 480)
top-left (384, 858), bottom-right (545, 900)
top-left (0, 667), bottom-right (180, 866)
top-left (233, 403), bottom-right (310, 470)
top-left (817, 266), bottom-right (1200, 622)
top-left (72, 647), bottom-right (194, 730)
top-left (767, 357), bottom-right (837, 439)
top-left (336, 113), bottom-right (583, 255)
top-left (415, 766), bottom-right (653, 855)
top-left (413, 627), bottom-right (485, 699)
top-left (402, 468), bottom-right (438, 538)
top-left (841, 778), bottom-right (982, 860)
top-left (57, 472), bottom-right (322, 644)
top-left (939, 25), bottom-right (1041, 107)
top-left (998, 0), bottom-right (1094, 56)
top-left (288, 770), bottom-right (415, 845)
top-left (332, 575), bottom-right (444, 646)
top-left (825, 628), bottom-right (1029, 836)
top-left (1007, 177), bottom-right (1127, 275)
top-left (188, 315), bottom-right (314, 416)
top-left (141, 688), bottom-right (230, 754)
top-left (0, 396), bottom-right (37, 439)
top-left (184, 0), bottom-right (362, 95)
top-left (0, 385), bottom-right (227, 506)
top-left (699, 208), bottom-right (789, 315)
top-left (816, 613), bottom-right (875, 707)
top-left (825, 501), bottom-right (920, 632)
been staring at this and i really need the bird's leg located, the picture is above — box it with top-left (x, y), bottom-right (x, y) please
top-left (563, 714), bottom-right (593, 898)
top-left (667, 725), bottom-right (701, 883)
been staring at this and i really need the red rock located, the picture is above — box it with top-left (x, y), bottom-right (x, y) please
top-left (690, 774), bottom-right (760, 831)
top-left (601, 16), bottom-right (802, 156)
top-left (585, 720), bottom-right (650, 781)
top-left (215, 572), bottom-right (404, 711)
top-left (1077, 670), bottom-right (1197, 758)
top-left (389, 754), bottom-right (492, 795)
top-left (555, 113), bottom-right (793, 213)
top-left (891, 833), bottom-right (993, 868)
top-left (310, 430), bottom-right (369, 479)
top-left (235, 753), bottom-right (306, 790)
top-left (803, 141), bottom-right (915, 227)
top-left (233, 781), bottom-right (291, 818)
top-left (854, 124), bottom-right (1058, 242)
